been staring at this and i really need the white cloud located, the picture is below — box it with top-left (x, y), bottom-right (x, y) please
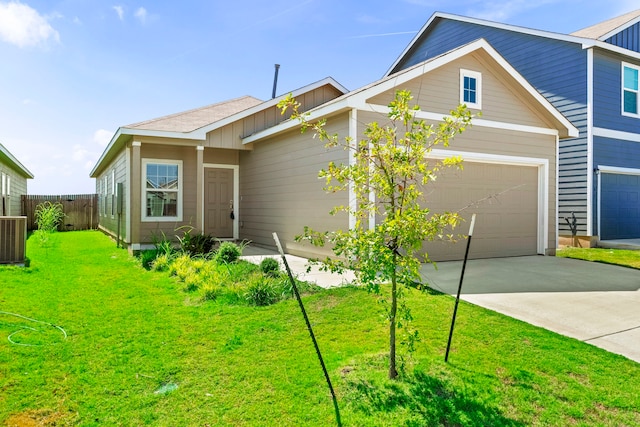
top-left (113, 5), bottom-right (124, 21)
top-left (93, 129), bottom-right (113, 147)
top-left (134, 7), bottom-right (147, 24)
top-left (0, 1), bottom-right (60, 47)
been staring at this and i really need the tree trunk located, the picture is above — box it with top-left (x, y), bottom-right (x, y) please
top-left (389, 252), bottom-right (398, 379)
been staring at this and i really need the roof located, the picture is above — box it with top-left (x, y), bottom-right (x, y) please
top-left (245, 38), bottom-right (578, 145)
top-left (126, 96), bottom-right (263, 133)
top-left (0, 142), bottom-right (34, 179)
top-left (571, 9), bottom-right (640, 40)
top-left (385, 11), bottom-right (640, 77)
top-left (90, 77), bottom-right (348, 177)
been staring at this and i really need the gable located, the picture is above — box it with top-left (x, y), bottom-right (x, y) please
top-left (370, 51), bottom-right (558, 131)
top-left (605, 22), bottom-right (640, 52)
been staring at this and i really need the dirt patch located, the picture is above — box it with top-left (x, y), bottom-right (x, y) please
top-left (4, 409), bottom-right (71, 427)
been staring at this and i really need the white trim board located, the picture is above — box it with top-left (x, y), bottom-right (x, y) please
top-left (593, 127), bottom-right (640, 143)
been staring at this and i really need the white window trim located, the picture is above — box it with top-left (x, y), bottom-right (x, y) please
top-left (460, 69), bottom-right (482, 110)
top-left (621, 62), bottom-right (640, 118)
top-left (111, 169), bottom-right (116, 218)
top-left (142, 158), bottom-right (183, 222)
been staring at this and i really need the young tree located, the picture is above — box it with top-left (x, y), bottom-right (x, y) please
top-left (278, 90), bottom-right (473, 379)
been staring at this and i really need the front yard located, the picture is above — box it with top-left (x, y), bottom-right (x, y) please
top-left (1, 231), bottom-right (639, 426)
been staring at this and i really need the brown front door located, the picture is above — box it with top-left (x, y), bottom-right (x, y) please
top-left (204, 168), bottom-right (234, 238)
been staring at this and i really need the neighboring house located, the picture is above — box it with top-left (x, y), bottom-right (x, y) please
top-left (91, 40), bottom-right (576, 261)
top-left (385, 10), bottom-right (640, 245)
top-left (0, 142), bottom-right (34, 216)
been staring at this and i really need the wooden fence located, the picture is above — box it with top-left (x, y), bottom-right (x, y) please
top-left (21, 194), bottom-right (98, 231)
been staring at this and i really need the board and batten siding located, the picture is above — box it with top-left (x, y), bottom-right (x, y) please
top-left (605, 22), bottom-right (640, 53)
top-left (239, 116), bottom-right (350, 259)
top-left (391, 17), bottom-right (589, 235)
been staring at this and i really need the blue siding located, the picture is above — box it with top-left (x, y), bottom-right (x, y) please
top-left (593, 50), bottom-right (640, 133)
top-left (600, 173), bottom-right (640, 239)
top-left (593, 135), bottom-right (640, 239)
top-left (593, 136), bottom-right (640, 170)
top-left (392, 18), bottom-right (590, 235)
top-left (605, 22), bottom-right (640, 53)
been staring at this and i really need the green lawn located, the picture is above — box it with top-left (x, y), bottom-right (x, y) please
top-left (558, 246), bottom-right (640, 269)
top-left (1, 231), bottom-right (639, 426)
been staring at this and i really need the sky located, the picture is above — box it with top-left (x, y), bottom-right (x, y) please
top-left (0, 0), bottom-right (638, 194)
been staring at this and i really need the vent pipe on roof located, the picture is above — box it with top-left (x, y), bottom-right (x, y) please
top-left (272, 64), bottom-right (280, 99)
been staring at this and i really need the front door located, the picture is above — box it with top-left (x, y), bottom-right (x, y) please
top-left (204, 168), bottom-right (234, 238)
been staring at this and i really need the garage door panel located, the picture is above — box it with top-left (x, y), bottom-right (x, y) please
top-left (420, 163), bottom-right (539, 261)
top-left (601, 173), bottom-right (640, 240)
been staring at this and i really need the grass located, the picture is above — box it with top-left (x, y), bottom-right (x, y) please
top-left (0, 231), bottom-right (638, 426)
top-left (558, 246), bottom-right (640, 269)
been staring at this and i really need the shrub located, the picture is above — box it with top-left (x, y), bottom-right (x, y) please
top-left (200, 283), bottom-right (222, 301)
top-left (216, 242), bottom-right (242, 264)
top-left (245, 273), bottom-right (279, 306)
top-left (152, 231), bottom-right (174, 256)
top-left (260, 257), bottom-right (280, 277)
top-left (152, 253), bottom-right (172, 272)
top-left (169, 254), bottom-right (194, 280)
top-left (176, 226), bottom-right (217, 256)
top-left (182, 274), bottom-right (201, 292)
top-left (139, 250), bottom-right (161, 270)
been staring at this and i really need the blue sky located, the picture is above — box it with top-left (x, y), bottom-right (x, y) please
top-left (1, 0), bottom-right (638, 194)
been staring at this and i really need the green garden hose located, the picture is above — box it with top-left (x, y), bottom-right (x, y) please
top-left (0, 310), bottom-right (67, 346)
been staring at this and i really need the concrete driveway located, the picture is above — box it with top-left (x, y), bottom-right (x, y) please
top-left (420, 256), bottom-right (640, 363)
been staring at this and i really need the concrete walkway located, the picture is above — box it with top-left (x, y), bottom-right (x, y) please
top-left (420, 256), bottom-right (640, 363)
top-left (241, 246), bottom-right (356, 288)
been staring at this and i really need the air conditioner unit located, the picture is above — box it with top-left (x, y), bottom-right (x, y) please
top-left (0, 216), bottom-right (27, 265)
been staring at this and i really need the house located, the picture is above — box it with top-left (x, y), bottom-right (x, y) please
top-left (91, 39), bottom-right (576, 261)
top-left (385, 10), bottom-right (640, 246)
top-left (0, 142), bottom-right (34, 216)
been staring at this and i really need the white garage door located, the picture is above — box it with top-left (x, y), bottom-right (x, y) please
top-left (421, 162), bottom-right (539, 261)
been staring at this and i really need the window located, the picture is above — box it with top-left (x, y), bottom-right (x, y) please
top-left (623, 63), bottom-right (639, 116)
top-left (103, 176), bottom-right (108, 216)
top-left (460, 69), bottom-right (482, 109)
top-left (111, 169), bottom-right (116, 217)
top-left (142, 159), bottom-right (182, 221)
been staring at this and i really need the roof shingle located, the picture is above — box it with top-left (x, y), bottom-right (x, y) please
top-left (125, 95), bottom-right (264, 133)
top-left (571, 9), bottom-right (640, 39)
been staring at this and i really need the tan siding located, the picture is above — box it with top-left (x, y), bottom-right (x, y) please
top-left (239, 115), bottom-right (350, 258)
top-left (136, 144), bottom-right (198, 244)
top-left (367, 53), bottom-right (553, 129)
top-left (0, 163), bottom-right (28, 216)
top-left (96, 150), bottom-right (127, 240)
top-left (203, 148), bottom-right (239, 165)
top-left (358, 110), bottom-right (557, 259)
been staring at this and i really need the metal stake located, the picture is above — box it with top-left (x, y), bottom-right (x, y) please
top-left (445, 213), bottom-right (476, 363)
top-left (272, 232), bottom-right (342, 427)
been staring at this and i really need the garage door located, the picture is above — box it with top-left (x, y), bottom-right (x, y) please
top-left (600, 173), bottom-right (640, 240)
top-left (421, 162), bottom-right (539, 261)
